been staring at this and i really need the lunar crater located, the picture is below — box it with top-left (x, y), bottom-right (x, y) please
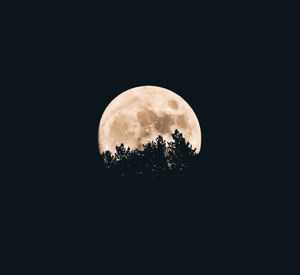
top-left (168, 99), bottom-right (179, 109)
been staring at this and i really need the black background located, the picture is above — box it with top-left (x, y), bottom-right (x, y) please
top-left (69, 59), bottom-right (227, 201)
top-left (6, 2), bottom-right (294, 272)
top-left (52, 19), bottom-right (232, 265)
top-left (10, 5), bottom-right (267, 272)
top-left (65, 62), bottom-right (229, 269)
top-left (65, 57), bottom-right (230, 256)
top-left (72, 64), bottom-right (224, 181)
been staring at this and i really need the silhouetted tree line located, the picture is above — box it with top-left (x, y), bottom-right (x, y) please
top-left (101, 130), bottom-right (198, 181)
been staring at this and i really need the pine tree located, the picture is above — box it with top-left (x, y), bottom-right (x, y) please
top-left (167, 129), bottom-right (196, 172)
top-left (101, 150), bottom-right (114, 169)
top-left (100, 130), bottom-right (198, 180)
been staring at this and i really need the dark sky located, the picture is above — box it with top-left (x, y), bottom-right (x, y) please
top-left (11, 4), bottom-right (282, 270)
top-left (65, 61), bottom-right (226, 228)
top-left (33, 13), bottom-right (229, 231)
top-left (72, 64), bottom-right (223, 174)
top-left (25, 10), bottom-right (237, 264)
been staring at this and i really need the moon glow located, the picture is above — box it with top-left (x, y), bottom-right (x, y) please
top-left (98, 86), bottom-right (201, 154)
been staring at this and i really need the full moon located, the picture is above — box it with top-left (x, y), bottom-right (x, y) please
top-left (98, 86), bottom-right (201, 154)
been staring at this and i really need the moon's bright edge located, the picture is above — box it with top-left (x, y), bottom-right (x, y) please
top-left (98, 86), bottom-right (201, 154)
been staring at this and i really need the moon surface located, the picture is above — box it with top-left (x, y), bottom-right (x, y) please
top-left (98, 86), bottom-right (201, 154)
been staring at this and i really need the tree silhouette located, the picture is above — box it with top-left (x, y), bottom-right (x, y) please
top-left (100, 130), bottom-right (198, 181)
top-left (167, 129), bottom-right (196, 172)
top-left (102, 150), bottom-right (114, 169)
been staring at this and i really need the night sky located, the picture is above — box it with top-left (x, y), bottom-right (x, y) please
top-left (72, 62), bottom-right (224, 185)
top-left (12, 4), bottom-right (278, 270)
top-left (66, 59), bottom-right (228, 259)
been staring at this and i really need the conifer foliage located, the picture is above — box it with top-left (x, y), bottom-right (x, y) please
top-left (100, 129), bottom-right (198, 181)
